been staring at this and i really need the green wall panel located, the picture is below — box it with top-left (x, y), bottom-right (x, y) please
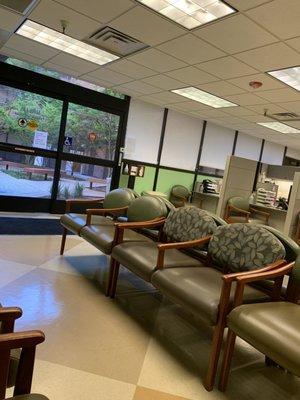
top-left (156, 169), bottom-right (195, 197)
top-left (134, 166), bottom-right (156, 194)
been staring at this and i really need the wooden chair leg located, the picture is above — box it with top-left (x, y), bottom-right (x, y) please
top-left (60, 228), bottom-right (68, 255)
top-left (110, 261), bottom-right (120, 299)
top-left (218, 329), bottom-right (236, 392)
top-left (203, 320), bottom-right (226, 391)
top-left (106, 258), bottom-right (116, 297)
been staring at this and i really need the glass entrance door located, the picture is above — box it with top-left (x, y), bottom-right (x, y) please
top-left (0, 78), bottom-right (125, 212)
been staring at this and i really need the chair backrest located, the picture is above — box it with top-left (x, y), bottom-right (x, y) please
top-left (103, 188), bottom-right (136, 209)
top-left (207, 212), bottom-right (227, 227)
top-left (263, 226), bottom-right (299, 263)
top-left (208, 223), bottom-right (286, 272)
top-left (127, 196), bottom-right (168, 222)
top-left (171, 185), bottom-right (191, 199)
top-left (228, 196), bottom-right (250, 212)
top-left (163, 206), bottom-right (218, 246)
top-left (124, 188), bottom-right (140, 198)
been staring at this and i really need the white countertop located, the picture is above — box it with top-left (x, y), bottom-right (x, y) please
top-left (251, 203), bottom-right (288, 214)
top-left (193, 192), bottom-right (220, 198)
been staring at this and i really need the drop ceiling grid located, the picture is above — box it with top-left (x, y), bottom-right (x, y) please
top-left (0, 0), bottom-right (300, 147)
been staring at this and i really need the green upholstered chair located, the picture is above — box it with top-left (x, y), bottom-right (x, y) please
top-left (151, 223), bottom-right (289, 391)
top-left (225, 196), bottom-right (270, 225)
top-left (80, 196), bottom-right (169, 295)
top-left (219, 258), bottom-right (300, 391)
top-left (169, 185), bottom-right (191, 208)
top-left (108, 207), bottom-right (219, 299)
top-left (0, 307), bottom-right (48, 400)
top-left (59, 188), bottom-right (138, 255)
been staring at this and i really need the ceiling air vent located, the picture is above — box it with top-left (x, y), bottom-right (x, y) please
top-left (85, 26), bottom-right (148, 57)
top-left (264, 109), bottom-right (300, 122)
top-left (0, 0), bottom-right (38, 14)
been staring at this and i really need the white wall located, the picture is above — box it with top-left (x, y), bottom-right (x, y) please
top-left (124, 99), bottom-right (164, 163)
top-left (199, 123), bottom-right (235, 170)
top-left (286, 147), bottom-right (300, 161)
top-left (235, 132), bottom-right (262, 161)
top-left (160, 110), bottom-right (203, 171)
top-left (261, 141), bottom-right (284, 165)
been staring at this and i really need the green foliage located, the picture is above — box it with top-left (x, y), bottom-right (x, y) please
top-left (73, 182), bottom-right (84, 198)
top-left (63, 186), bottom-right (71, 199)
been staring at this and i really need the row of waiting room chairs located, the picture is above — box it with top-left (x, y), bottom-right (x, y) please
top-left (59, 188), bottom-right (300, 392)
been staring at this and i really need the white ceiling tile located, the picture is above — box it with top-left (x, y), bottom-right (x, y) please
top-left (0, 7), bottom-right (23, 31)
top-left (113, 80), bottom-right (160, 95)
top-left (157, 34), bottom-right (225, 64)
top-left (212, 116), bottom-right (248, 124)
top-left (5, 34), bottom-right (59, 60)
top-left (247, 103), bottom-right (289, 114)
top-left (47, 53), bottom-right (98, 74)
top-left (257, 88), bottom-right (300, 103)
top-left (278, 101), bottom-right (300, 114)
top-left (42, 61), bottom-right (82, 77)
top-left (191, 109), bottom-right (228, 118)
top-left (0, 46), bottom-right (44, 65)
top-left (165, 66), bottom-right (217, 85)
top-left (128, 49), bottom-right (187, 73)
top-left (75, 74), bottom-right (113, 88)
top-left (197, 56), bottom-right (258, 79)
top-left (247, 0), bottom-right (300, 39)
top-left (87, 68), bottom-right (133, 84)
top-left (235, 43), bottom-right (300, 72)
top-left (222, 107), bottom-right (258, 116)
top-left (194, 14), bottom-right (277, 54)
top-left (228, 73), bottom-right (285, 92)
top-left (141, 75), bottom-right (183, 90)
top-left (243, 115), bottom-right (274, 123)
top-left (286, 37), bottom-right (300, 53)
top-left (113, 85), bottom-right (141, 97)
top-left (144, 91), bottom-right (188, 104)
top-left (197, 81), bottom-right (245, 96)
top-left (29, 0), bottom-right (100, 39)
top-left (225, 93), bottom-right (268, 106)
top-left (109, 6), bottom-right (185, 46)
top-left (137, 95), bottom-right (166, 106)
top-left (54, 0), bottom-right (134, 23)
top-left (165, 101), bottom-right (210, 111)
top-left (226, 0), bottom-right (273, 11)
top-left (107, 60), bottom-right (156, 79)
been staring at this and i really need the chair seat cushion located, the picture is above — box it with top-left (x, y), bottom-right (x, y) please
top-left (60, 213), bottom-right (113, 234)
top-left (112, 241), bottom-right (202, 282)
top-left (228, 302), bottom-right (300, 377)
top-left (7, 395), bottom-right (49, 400)
top-left (151, 267), bottom-right (270, 325)
top-left (80, 225), bottom-right (149, 255)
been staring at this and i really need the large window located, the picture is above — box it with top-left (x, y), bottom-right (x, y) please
top-left (0, 84), bottom-right (63, 150)
top-left (63, 102), bottom-right (119, 160)
top-left (58, 161), bottom-right (112, 200)
top-left (0, 151), bottom-right (55, 198)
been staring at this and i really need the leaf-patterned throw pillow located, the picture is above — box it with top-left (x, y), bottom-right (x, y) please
top-left (208, 223), bottom-right (286, 272)
top-left (163, 206), bottom-right (217, 248)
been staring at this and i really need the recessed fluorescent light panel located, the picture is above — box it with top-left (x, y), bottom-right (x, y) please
top-left (171, 87), bottom-right (238, 108)
top-left (268, 66), bottom-right (300, 91)
top-left (257, 122), bottom-right (300, 134)
top-left (137, 0), bottom-right (236, 29)
top-left (16, 20), bottom-right (119, 66)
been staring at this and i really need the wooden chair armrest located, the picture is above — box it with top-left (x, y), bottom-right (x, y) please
top-left (86, 206), bottom-right (128, 225)
top-left (0, 307), bottom-right (22, 322)
top-left (65, 198), bottom-right (103, 212)
top-left (115, 217), bottom-right (166, 230)
top-left (156, 235), bottom-right (211, 269)
top-left (222, 259), bottom-right (286, 283)
top-left (249, 207), bottom-right (270, 222)
top-left (0, 330), bottom-right (45, 350)
top-left (232, 261), bottom-right (293, 307)
top-left (0, 307), bottom-right (23, 333)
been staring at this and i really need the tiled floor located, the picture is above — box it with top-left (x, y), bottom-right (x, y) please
top-left (1, 231), bottom-right (300, 400)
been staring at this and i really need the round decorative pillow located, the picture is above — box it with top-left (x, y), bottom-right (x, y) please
top-left (163, 206), bottom-right (217, 247)
top-left (208, 223), bottom-right (286, 272)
